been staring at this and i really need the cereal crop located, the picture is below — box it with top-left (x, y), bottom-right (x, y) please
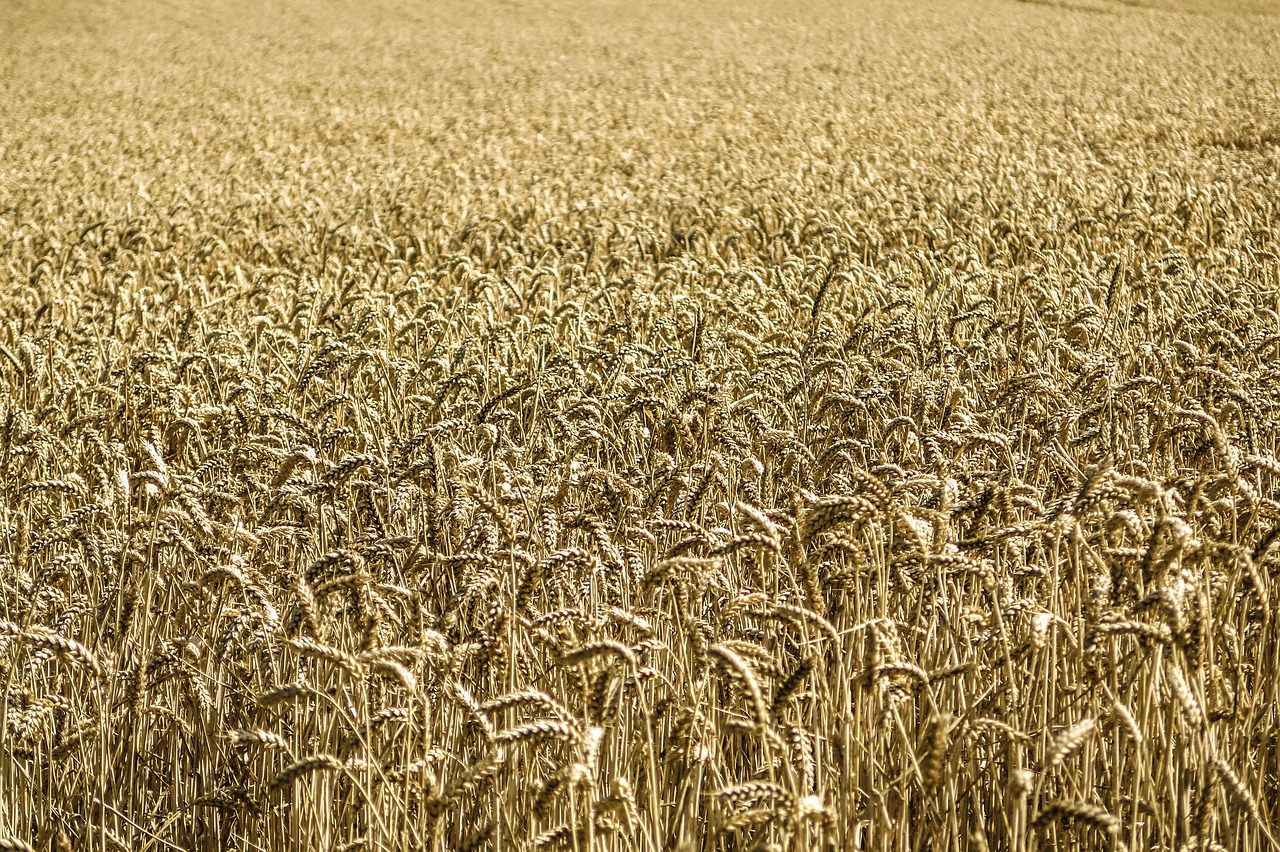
top-left (1, 0), bottom-right (1279, 849)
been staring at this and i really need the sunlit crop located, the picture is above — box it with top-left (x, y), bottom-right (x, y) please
top-left (1, 0), bottom-right (1278, 849)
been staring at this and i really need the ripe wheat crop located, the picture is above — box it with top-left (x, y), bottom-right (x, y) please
top-left (2, 0), bottom-right (1279, 849)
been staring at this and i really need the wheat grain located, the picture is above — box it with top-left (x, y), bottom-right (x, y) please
top-left (1031, 799), bottom-right (1120, 835)
top-left (269, 755), bottom-right (345, 793)
top-left (1047, 718), bottom-right (1096, 770)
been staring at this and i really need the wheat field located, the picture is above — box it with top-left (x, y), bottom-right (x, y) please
top-left (1, 0), bottom-right (1279, 849)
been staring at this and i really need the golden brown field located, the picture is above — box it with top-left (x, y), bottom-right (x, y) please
top-left (2, 0), bottom-right (1279, 849)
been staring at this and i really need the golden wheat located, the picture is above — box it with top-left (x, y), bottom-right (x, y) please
top-left (0, 0), bottom-right (1277, 849)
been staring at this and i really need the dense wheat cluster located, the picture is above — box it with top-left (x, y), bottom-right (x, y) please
top-left (2, 0), bottom-right (1279, 849)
